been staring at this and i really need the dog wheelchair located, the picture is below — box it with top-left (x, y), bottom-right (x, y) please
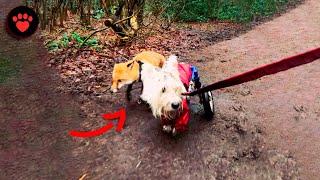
top-left (183, 65), bottom-right (215, 120)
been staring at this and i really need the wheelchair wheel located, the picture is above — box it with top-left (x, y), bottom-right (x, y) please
top-left (200, 90), bottom-right (214, 120)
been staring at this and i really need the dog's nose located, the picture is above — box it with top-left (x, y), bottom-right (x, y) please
top-left (171, 102), bottom-right (180, 109)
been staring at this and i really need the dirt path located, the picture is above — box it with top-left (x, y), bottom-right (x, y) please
top-left (190, 0), bottom-right (320, 179)
top-left (0, 1), bottom-right (93, 179)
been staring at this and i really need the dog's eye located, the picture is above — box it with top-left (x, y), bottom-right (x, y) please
top-left (118, 80), bottom-right (122, 82)
top-left (162, 87), bottom-right (166, 93)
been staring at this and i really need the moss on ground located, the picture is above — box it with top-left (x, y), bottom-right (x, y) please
top-left (0, 58), bottom-right (19, 84)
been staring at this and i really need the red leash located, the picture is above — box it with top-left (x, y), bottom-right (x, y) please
top-left (184, 47), bottom-right (320, 96)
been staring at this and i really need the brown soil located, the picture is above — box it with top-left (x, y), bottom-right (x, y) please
top-left (190, 0), bottom-right (320, 179)
top-left (1, 0), bottom-right (317, 179)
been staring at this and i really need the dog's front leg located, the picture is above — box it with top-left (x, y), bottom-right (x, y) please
top-left (137, 83), bottom-right (145, 104)
top-left (126, 84), bottom-right (133, 101)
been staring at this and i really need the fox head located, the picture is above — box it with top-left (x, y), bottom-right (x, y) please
top-left (110, 60), bottom-right (139, 93)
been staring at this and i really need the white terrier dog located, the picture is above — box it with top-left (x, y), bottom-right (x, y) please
top-left (139, 55), bottom-right (187, 133)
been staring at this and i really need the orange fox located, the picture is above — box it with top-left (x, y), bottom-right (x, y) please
top-left (111, 51), bottom-right (166, 101)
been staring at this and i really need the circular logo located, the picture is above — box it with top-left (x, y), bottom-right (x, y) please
top-left (6, 6), bottom-right (39, 38)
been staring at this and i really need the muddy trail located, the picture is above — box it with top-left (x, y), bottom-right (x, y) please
top-left (0, 1), bottom-right (91, 179)
top-left (190, 0), bottom-right (320, 179)
top-left (0, 1), bottom-right (310, 180)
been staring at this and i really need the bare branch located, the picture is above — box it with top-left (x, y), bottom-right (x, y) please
top-left (80, 13), bottom-right (136, 48)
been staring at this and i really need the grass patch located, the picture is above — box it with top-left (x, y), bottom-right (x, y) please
top-left (47, 32), bottom-right (99, 51)
top-left (147, 0), bottom-right (298, 23)
top-left (0, 58), bottom-right (20, 84)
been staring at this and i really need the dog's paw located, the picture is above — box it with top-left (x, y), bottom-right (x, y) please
top-left (137, 98), bottom-right (147, 105)
top-left (172, 128), bottom-right (177, 136)
top-left (137, 98), bottom-right (143, 104)
top-left (162, 125), bottom-right (172, 133)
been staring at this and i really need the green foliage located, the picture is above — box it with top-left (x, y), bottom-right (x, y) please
top-left (176, 0), bottom-right (209, 22)
top-left (71, 32), bottom-right (98, 47)
top-left (71, 32), bottom-right (84, 44)
top-left (86, 39), bottom-right (99, 47)
top-left (93, 9), bottom-right (105, 19)
top-left (61, 33), bottom-right (70, 47)
top-left (47, 42), bottom-right (58, 51)
top-left (147, 0), bottom-right (294, 23)
top-left (109, 5), bottom-right (118, 14)
top-left (47, 32), bottom-right (99, 51)
top-left (0, 58), bottom-right (19, 84)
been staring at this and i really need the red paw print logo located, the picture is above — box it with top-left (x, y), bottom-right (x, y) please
top-left (6, 6), bottom-right (39, 38)
top-left (12, 13), bottom-right (33, 32)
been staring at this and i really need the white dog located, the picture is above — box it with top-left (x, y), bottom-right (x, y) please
top-left (139, 55), bottom-right (187, 133)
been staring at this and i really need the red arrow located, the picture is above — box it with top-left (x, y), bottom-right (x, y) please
top-left (102, 108), bottom-right (126, 132)
top-left (69, 108), bottom-right (126, 138)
